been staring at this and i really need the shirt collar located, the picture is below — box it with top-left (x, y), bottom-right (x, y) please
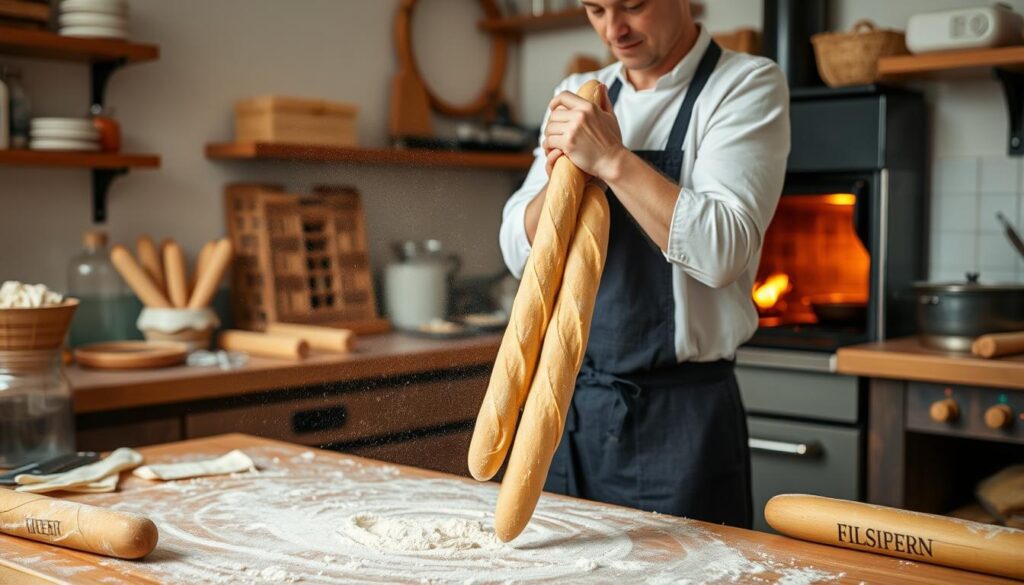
top-left (614, 25), bottom-right (712, 93)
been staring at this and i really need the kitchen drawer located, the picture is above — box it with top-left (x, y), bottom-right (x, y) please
top-left (185, 375), bottom-right (486, 446)
top-left (749, 417), bottom-right (861, 532)
top-left (344, 428), bottom-right (473, 477)
top-left (737, 366), bottom-right (860, 423)
top-left (76, 417), bottom-right (182, 452)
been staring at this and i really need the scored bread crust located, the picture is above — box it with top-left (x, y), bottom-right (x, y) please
top-left (467, 80), bottom-right (604, 482)
top-left (494, 184), bottom-right (610, 542)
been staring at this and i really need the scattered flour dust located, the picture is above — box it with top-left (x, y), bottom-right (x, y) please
top-left (14, 446), bottom-right (843, 585)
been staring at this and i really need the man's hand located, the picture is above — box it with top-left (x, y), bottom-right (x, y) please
top-left (543, 84), bottom-right (626, 182)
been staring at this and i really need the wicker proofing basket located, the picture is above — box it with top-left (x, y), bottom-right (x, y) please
top-left (0, 299), bottom-right (79, 350)
top-left (811, 20), bottom-right (908, 88)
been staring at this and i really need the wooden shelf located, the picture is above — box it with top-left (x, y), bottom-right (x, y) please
top-left (479, 4), bottom-right (702, 35)
top-left (0, 25), bottom-right (158, 63)
top-left (205, 142), bottom-right (534, 171)
top-left (0, 150), bottom-right (159, 169)
top-left (878, 46), bottom-right (1024, 79)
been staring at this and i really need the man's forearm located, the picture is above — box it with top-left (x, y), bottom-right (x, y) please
top-left (601, 149), bottom-right (680, 252)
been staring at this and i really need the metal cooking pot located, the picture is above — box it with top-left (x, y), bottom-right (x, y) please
top-left (913, 273), bottom-right (1024, 351)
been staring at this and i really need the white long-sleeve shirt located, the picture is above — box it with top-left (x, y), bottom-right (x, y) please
top-left (499, 27), bottom-right (790, 363)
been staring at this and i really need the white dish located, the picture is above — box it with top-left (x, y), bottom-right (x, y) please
top-left (59, 26), bottom-right (128, 39)
top-left (59, 13), bottom-right (128, 28)
top-left (60, 0), bottom-right (128, 16)
top-left (30, 139), bottom-right (100, 152)
top-left (30, 127), bottom-right (100, 140)
top-left (31, 117), bottom-right (95, 130)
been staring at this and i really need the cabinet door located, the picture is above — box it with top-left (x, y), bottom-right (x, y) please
top-left (345, 428), bottom-right (473, 477)
top-left (748, 417), bottom-right (861, 532)
top-left (76, 417), bottom-right (182, 452)
top-left (185, 374), bottom-right (487, 447)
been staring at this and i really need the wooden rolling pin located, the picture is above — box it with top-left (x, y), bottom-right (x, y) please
top-left (765, 494), bottom-right (1024, 581)
top-left (0, 488), bottom-right (158, 559)
top-left (972, 331), bottom-right (1024, 359)
top-left (162, 240), bottom-right (189, 308)
top-left (265, 323), bottom-right (356, 353)
top-left (218, 330), bottom-right (309, 360)
top-left (110, 245), bottom-right (172, 308)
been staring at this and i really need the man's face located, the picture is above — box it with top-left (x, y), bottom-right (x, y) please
top-left (582, 0), bottom-right (689, 72)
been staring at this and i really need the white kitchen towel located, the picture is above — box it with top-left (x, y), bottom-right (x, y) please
top-left (133, 450), bottom-right (256, 481)
top-left (15, 448), bottom-right (143, 493)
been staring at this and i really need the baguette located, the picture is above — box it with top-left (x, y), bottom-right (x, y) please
top-left (468, 80), bottom-right (603, 482)
top-left (495, 184), bottom-right (610, 542)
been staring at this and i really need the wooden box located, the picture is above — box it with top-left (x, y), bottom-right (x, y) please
top-left (234, 96), bottom-right (358, 147)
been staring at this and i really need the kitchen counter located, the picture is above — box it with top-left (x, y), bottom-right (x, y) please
top-left (836, 336), bottom-right (1024, 391)
top-left (1, 433), bottom-right (1016, 585)
top-left (68, 332), bottom-right (501, 414)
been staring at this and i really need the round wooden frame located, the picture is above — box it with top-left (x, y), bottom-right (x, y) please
top-left (394, 0), bottom-right (508, 119)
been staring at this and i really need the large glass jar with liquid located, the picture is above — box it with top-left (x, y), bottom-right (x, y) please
top-left (67, 230), bottom-right (137, 346)
top-left (0, 349), bottom-right (74, 467)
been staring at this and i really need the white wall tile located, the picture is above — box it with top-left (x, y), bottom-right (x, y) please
top-left (927, 266), bottom-right (965, 282)
top-left (979, 194), bottom-right (1020, 233)
top-left (979, 156), bottom-right (1021, 195)
top-left (979, 233), bottom-right (1021, 272)
top-left (931, 232), bottom-right (978, 271)
top-left (933, 157), bottom-right (978, 197)
top-left (980, 270), bottom-right (1019, 283)
top-left (932, 194), bottom-right (978, 232)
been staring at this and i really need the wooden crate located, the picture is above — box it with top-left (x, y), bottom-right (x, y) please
top-left (234, 95), bottom-right (358, 147)
top-left (225, 183), bottom-right (389, 334)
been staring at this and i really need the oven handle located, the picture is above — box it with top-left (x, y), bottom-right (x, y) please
top-left (748, 437), bottom-right (823, 457)
top-left (851, 179), bottom-right (871, 253)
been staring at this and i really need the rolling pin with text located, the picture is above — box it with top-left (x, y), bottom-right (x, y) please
top-left (0, 488), bottom-right (158, 559)
top-left (765, 494), bottom-right (1024, 580)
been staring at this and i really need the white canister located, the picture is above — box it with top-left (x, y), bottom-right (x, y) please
top-left (385, 262), bottom-right (448, 330)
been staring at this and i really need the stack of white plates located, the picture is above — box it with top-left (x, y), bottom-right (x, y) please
top-left (30, 118), bottom-right (100, 152)
top-left (59, 0), bottom-right (129, 40)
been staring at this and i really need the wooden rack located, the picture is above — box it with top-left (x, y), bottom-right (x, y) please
top-left (205, 142), bottom-right (534, 171)
top-left (0, 25), bottom-right (161, 222)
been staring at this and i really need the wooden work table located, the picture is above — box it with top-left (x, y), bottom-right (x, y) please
top-left (1, 433), bottom-right (1016, 585)
top-left (68, 333), bottom-right (501, 476)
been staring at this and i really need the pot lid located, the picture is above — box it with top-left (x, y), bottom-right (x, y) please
top-left (913, 272), bottom-right (1024, 293)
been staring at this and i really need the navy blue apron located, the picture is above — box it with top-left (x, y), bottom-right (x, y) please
top-left (544, 40), bottom-right (753, 528)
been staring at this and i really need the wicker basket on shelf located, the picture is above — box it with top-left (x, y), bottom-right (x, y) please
top-left (811, 20), bottom-right (908, 87)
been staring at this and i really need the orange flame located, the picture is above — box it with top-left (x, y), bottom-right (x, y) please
top-left (753, 273), bottom-right (791, 310)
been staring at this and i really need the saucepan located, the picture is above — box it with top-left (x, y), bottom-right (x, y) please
top-left (913, 272), bottom-right (1024, 351)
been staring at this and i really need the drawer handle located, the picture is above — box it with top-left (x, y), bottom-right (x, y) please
top-left (749, 437), bottom-right (822, 457)
top-left (292, 406), bottom-right (348, 434)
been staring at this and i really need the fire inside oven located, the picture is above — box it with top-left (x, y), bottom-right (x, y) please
top-left (753, 192), bottom-right (870, 332)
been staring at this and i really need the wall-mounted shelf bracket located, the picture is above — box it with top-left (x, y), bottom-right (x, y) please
top-left (995, 68), bottom-right (1024, 156)
top-left (91, 168), bottom-right (127, 223)
top-left (90, 58), bottom-right (126, 108)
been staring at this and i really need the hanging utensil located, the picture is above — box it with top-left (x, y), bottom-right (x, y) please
top-left (996, 211), bottom-right (1024, 259)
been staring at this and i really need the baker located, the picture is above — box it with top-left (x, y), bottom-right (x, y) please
top-left (498, 0), bottom-right (789, 528)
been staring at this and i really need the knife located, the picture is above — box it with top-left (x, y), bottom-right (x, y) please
top-left (0, 452), bottom-right (100, 485)
top-left (996, 212), bottom-right (1024, 259)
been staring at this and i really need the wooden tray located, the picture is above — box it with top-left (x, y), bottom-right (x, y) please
top-left (74, 341), bottom-right (188, 370)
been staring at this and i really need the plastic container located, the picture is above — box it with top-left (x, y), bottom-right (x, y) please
top-left (4, 67), bottom-right (31, 149)
top-left (67, 230), bottom-right (139, 347)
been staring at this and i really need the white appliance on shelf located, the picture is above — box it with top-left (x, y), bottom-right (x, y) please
top-left (906, 3), bottom-right (1023, 54)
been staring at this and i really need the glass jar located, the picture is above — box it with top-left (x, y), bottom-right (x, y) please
top-left (0, 349), bottom-right (75, 468)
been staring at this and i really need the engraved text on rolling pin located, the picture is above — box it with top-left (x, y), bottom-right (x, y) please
top-left (837, 523), bottom-right (934, 557)
top-left (25, 518), bottom-right (62, 536)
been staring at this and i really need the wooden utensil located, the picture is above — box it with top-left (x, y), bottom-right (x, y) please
top-left (188, 238), bottom-right (232, 309)
top-left (162, 240), bottom-right (189, 308)
top-left (110, 245), bottom-right (172, 308)
top-left (265, 322), bottom-right (356, 353)
top-left (74, 341), bottom-right (189, 370)
top-left (765, 494), bottom-right (1024, 581)
top-left (218, 330), bottom-right (309, 360)
top-left (135, 236), bottom-right (166, 295)
top-left (191, 240), bottom-right (216, 293)
top-left (972, 331), bottom-right (1024, 359)
top-left (0, 489), bottom-right (158, 559)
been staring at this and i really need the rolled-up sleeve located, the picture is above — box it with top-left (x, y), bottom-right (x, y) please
top-left (664, 61), bottom-right (790, 288)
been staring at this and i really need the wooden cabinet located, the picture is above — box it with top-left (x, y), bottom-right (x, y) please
top-left (346, 427), bottom-right (474, 477)
top-left (76, 417), bottom-right (182, 452)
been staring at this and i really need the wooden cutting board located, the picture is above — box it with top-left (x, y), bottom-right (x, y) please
top-left (0, 434), bottom-right (1016, 585)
